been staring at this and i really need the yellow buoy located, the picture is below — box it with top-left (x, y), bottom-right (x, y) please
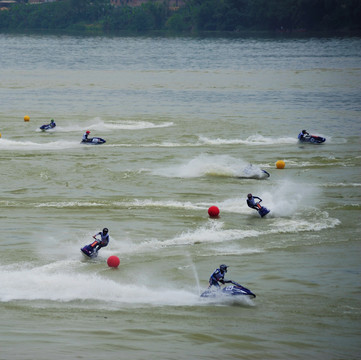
top-left (24, 115), bottom-right (30, 122)
top-left (0, 132), bottom-right (2, 138)
top-left (276, 160), bottom-right (285, 169)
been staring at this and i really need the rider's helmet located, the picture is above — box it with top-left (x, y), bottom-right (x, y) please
top-left (220, 264), bottom-right (228, 273)
top-left (247, 193), bottom-right (252, 199)
top-left (302, 130), bottom-right (307, 134)
top-left (103, 228), bottom-right (108, 234)
top-left (51, 119), bottom-right (54, 123)
top-left (86, 130), bottom-right (90, 134)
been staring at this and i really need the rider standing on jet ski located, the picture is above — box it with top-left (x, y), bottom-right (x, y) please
top-left (92, 228), bottom-right (109, 252)
top-left (209, 264), bottom-right (232, 288)
top-left (298, 129), bottom-right (309, 141)
top-left (247, 193), bottom-right (262, 210)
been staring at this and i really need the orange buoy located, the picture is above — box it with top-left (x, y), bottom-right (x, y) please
top-left (276, 160), bottom-right (285, 169)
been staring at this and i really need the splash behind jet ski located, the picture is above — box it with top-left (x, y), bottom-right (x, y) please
top-left (237, 164), bottom-right (270, 180)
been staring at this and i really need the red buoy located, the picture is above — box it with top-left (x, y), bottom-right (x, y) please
top-left (107, 255), bottom-right (120, 268)
top-left (208, 206), bottom-right (220, 218)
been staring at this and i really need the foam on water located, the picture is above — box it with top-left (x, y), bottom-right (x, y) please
top-left (33, 199), bottom-right (204, 210)
top-left (35, 201), bottom-right (108, 208)
top-left (71, 221), bottom-right (263, 257)
top-left (242, 179), bottom-right (322, 217)
top-left (152, 154), bottom-right (269, 179)
top-left (0, 197), bottom-right (339, 308)
top-left (199, 134), bottom-right (297, 145)
top-left (103, 120), bottom-right (173, 130)
top-left (129, 199), bottom-right (205, 211)
top-left (109, 208), bottom-right (339, 256)
top-left (40, 118), bottom-right (174, 133)
top-left (269, 213), bottom-right (341, 233)
top-left (163, 220), bottom-right (261, 246)
top-left (323, 182), bottom-right (361, 188)
top-left (22, 178), bottom-right (341, 241)
top-left (0, 261), bottom-right (198, 307)
top-left (0, 138), bottom-right (80, 151)
top-left (0, 253), bottom-right (256, 308)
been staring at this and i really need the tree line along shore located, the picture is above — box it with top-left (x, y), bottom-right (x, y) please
top-left (0, 0), bottom-right (360, 34)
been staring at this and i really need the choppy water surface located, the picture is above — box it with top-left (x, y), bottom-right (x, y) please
top-left (0, 34), bottom-right (360, 360)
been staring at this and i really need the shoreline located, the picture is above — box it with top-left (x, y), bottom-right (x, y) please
top-left (1, 28), bottom-right (361, 38)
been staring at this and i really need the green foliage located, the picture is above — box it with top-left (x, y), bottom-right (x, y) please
top-left (103, 2), bottom-right (167, 31)
top-left (0, 0), bottom-right (360, 33)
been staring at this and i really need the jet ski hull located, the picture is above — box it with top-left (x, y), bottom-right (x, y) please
top-left (81, 137), bottom-right (106, 145)
top-left (40, 124), bottom-right (55, 131)
top-left (299, 135), bottom-right (326, 144)
top-left (80, 240), bottom-right (99, 258)
top-left (201, 282), bottom-right (256, 298)
top-left (255, 202), bottom-right (270, 217)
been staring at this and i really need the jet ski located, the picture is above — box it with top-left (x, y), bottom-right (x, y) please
top-left (299, 134), bottom-right (326, 144)
top-left (238, 164), bottom-right (270, 180)
top-left (81, 137), bottom-right (106, 145)
top-left (40, 123), bottom-right (56, 131)
top-left (201, 281), bottom-right (256, 298)
top-left (80, 239), bottom-right (100, 258)
top-left (255, 201), bottom-right (270, 217)
top-left (261, 169), bottom-right (270, 177)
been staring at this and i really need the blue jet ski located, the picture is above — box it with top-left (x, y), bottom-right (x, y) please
top-left (80, 239), bottom-right (100, 258)
top-left (201, 281), bottom-right (256, 298)
top-left (255, 201), bottom-right (270, 217)
top-left (299, 134), bottom-right (326, 144)
top-left (81, 137), bottom-right (106, 145)
top-left (40, 120), bottom-right (56, 131)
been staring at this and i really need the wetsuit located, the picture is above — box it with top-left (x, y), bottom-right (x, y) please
top-left (298, 131), bottom-right (309, 140)
top-left (247, 196), bottom-right (262, 210)
top-left (93, 231), bottom-right (109, 251)
top-left (209, 268), bottom-right (230, 288)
